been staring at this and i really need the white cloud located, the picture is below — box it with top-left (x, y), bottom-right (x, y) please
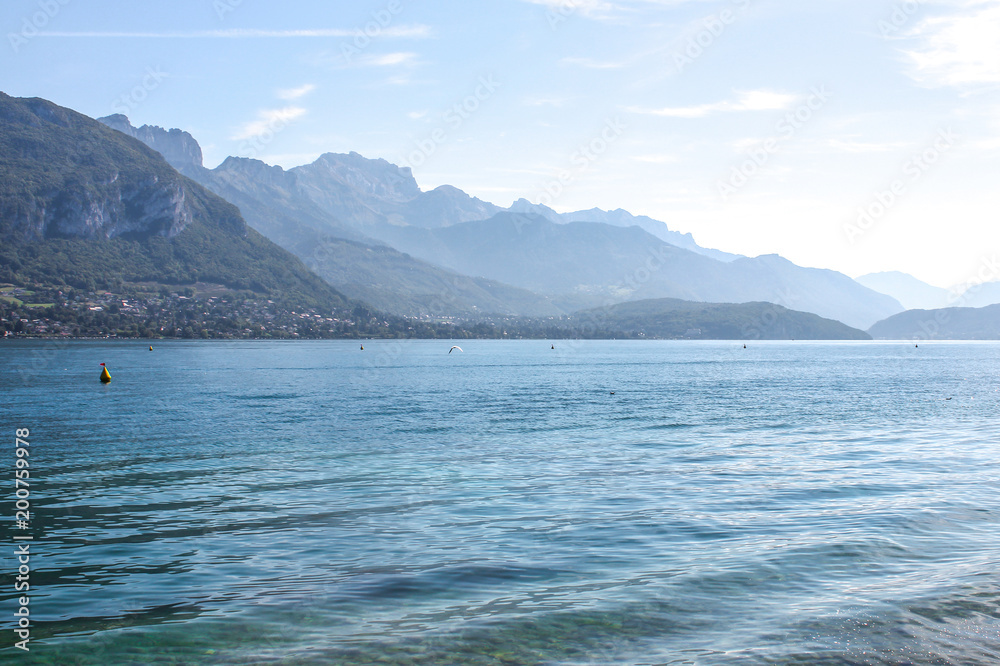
top-left (519, 0), bottom-right (704, 22)
top-left (520, 0), bottom-right (617, 19)
top-left (277, 84), bottom-right (316, 100)
top-left (232, 107), bottom-right (306, 140)
top-left (312, 48), bottom-right (423, 71)
top-left (37, 27), bottom-right (432, 39)
top-left (825, 139), bottom-right (911, 153)
top-left (522, 96), bottom-right (568, 107)
top-left (559, 56), bottom-right (627, 69)
top-left (376, 75), bottom-right (423, 87)
top-left (629, 90), bottom-right (800, 118)
top-left (632, 154), bottom-right (678, 164)
top-left (364, 52), bottom-right (418, 66)
top-left (902, 1), bottom-right (1000, 88)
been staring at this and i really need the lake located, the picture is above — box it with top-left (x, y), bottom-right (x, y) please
top-left (2, 340), bottom-right (999, 664)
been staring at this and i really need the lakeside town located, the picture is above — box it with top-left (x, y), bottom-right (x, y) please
top-left (0, 283), bottom-right (583, 340)
top-left (1, 282), bottom-right (392, 339)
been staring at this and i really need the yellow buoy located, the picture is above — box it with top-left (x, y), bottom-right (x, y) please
top-left (99, 363), bottom-right (111, 383)
top-left (149, 345), bottom-right (153, 351)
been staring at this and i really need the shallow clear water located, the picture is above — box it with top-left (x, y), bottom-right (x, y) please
top-left (2, 339), bottom-right (999, 664)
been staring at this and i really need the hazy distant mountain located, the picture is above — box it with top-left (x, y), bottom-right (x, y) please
top-left (723, 254), bottom-right (903, 330)
top-left (570, 298), bottom-right (871, 340)
top-left (856, 270), bottom-right (1000, 311)
top-left (283, 152), bottom-right (733, 261)
top-left (278, 153), bottom-right (900, 327)
top-left (509, 198), bottom-right (740, 263)
top-left (954, 281), bottom-right (1000, 309)
top-left (189, 156), bottom-right (562, 317)
top-left (98, 117), bottom-right (902, 327)
top-left (0, 93), bottom-right (349, 310)
top-left (292, 152), bottom-right (501, 233)
top-left (301, 236), bottom-right (567, 317)
top-left (855, 271), bottom-right (952, 310)
top-left (377, 212), bottom-right (902, 329)
top-left (192, 155), bottom-right (368, 243)
top-left (869, 304), bottom-right (1000, 340)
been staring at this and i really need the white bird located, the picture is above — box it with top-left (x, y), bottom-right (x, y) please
top-left (449, 346), bottom-right (463, 354)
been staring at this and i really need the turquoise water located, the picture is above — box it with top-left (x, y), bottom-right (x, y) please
top-left (2, 339), bottom-right (999, 664)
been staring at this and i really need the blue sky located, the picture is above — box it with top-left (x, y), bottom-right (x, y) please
top-left (3, 0), bottom-right (999, 288)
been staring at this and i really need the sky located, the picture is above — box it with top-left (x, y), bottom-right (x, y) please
top-left (2, 0), bottom-right (999, 289)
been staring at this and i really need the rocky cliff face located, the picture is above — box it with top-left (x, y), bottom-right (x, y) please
top-left (404, 185), bottom-right (501, 229)
top-left (99, 114), bottom-right (204, 173)
top-left (0, 95), bottom-right (196, 242)
top-left (296, 152), bottom-right (422, 204)
top-left (41, 175), bottom-right (192, 240)
top-left (11, 175), bottom-right (193, 241)
top-left (213, 155), bottom-right (301, 193)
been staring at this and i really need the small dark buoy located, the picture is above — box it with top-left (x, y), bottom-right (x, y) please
top-left (360, 344), bottom-right (364, 351)
top-left (99, 363), bottom-right (111, 384)
top-left (551, 344), bottom-right (555, 350)
top-left (743, 344), bottom-right (746, 349)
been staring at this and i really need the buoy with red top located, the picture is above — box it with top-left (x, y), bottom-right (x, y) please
top-left (99, 363), bottom-right (111, 383)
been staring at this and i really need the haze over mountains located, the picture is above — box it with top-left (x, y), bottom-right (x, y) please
top-left (10, 93), bottom-right (1000, 340)
top-left (856, 272), bottom-right (954, 311)
top-left (870, 304), bottom-right (1000, 340)
top-left (101, 115), bottom-right (905, 330)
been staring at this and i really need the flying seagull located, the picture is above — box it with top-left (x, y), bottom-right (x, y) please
top-left (449, 346), bottom-right (463, 354)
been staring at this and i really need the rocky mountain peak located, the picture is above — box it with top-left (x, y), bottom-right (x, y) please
top-left (98, 114), bottom-right (204, 172)
top-left (301, 152), bottom-right (421, 203)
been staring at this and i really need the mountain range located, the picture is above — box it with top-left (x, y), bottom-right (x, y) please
top-left (856, 272), bottom-right (953, 311)
top-left (869, 304), bottom-right (1000, 340)
top-left (0, 92), bottom-right (935, 342)
top-left (570, 298), bottom-right (870, 340)
top-left (100, 115), bottom-right (904, 330)
top-left (0, 93), bottom-right (348, 312)
top-left (0, 92), bottom-right (878, 341)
